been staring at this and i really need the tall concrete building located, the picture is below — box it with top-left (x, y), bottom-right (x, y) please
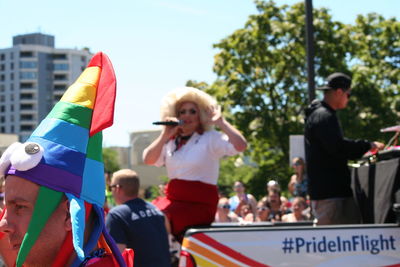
top-left (0, 33), bottom-right (92, 141)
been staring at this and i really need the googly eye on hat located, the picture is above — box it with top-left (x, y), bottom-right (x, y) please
top-left (10, 142), bottom-right (44, 171)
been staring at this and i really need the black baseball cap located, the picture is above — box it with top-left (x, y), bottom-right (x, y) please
top-left (317, 72), bottom-right (352, 91)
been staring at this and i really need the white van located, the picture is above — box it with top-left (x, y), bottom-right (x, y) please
top-left (179, 222), bottom-right (400, 267)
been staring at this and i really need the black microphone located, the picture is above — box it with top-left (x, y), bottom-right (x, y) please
top-left (152, 120), bottom-right (184, 126)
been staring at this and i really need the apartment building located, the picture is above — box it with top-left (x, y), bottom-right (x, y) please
top-left (0, 33), bottom-right (92, 141)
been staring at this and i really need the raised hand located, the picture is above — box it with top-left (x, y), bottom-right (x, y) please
top-left (208, 105), bottom-right (223, 127)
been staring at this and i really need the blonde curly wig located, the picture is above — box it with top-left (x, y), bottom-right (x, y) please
top-left (160, 87), bottom-right (218, 131)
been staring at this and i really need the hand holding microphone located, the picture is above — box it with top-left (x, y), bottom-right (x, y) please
top-left (153, 118), bottom-right (184, 140)
top-left (152, 120), bottom-right (184, 126)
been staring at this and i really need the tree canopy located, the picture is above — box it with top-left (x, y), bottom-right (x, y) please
top-left (188, 0), bottom-right (400, 198)
top-left (103, 148), bottom-right (120, 174)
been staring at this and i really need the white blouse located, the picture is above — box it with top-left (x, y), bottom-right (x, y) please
top-left (154, 130), bottom-right (239, 185)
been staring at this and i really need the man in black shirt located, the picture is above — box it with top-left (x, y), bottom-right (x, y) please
top-left (304, 72), bottom-right (384, 225)
top-left (105, 169), bottom-right (171, 267)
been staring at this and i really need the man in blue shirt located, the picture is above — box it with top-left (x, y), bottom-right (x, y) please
top-left (106, 169), bottom-right (170, 267)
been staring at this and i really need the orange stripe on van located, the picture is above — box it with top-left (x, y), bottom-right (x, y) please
top-left (183, 238), bottom-right (241, 267)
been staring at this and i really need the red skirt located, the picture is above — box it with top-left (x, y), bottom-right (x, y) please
top-left (153, 179), bottom-right (218, 237)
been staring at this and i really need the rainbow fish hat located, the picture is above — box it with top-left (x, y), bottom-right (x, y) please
top-left (0, 52), bottom-right (126, 267)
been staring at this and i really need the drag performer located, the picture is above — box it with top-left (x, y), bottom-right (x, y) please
top-left (143, 87), bottom-right (247, 240)
top-left (0, 53), bottom-right (133, 267)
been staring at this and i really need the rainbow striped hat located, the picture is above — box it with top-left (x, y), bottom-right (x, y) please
top-left (0, 52), bottom-right (125, 266)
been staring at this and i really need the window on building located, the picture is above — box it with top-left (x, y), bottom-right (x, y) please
top-left (20, 51), bottom-right (33, 58)
top-left (20, 61), bottom-right (37, 69)
top-left (10, 125), bottom-right (14, 132)
top-left (20, 82), bottom-right (34, 89)
top-left (10, 73), bottom-right (14, 80)
top-left (20, 114), bottom-right (33, 120)
top-left (10, 83), bottom-right (14, 91)
top-left (20, 93), bottom-right (33, 100)
top-left (0, 64), bottom-right (4, 71)
top-left (10, 115), bottom-right (14, 122)
top-left (52, 54), bottom-right (67, 60)
top-left (54, 74), bottom-right (67, 80)
top-left (0, 74), bottom-right (4, 81)
top-left (0, 117), bottom-right (4, 123)
top-left (53, 63), bottom-right (69, 71)
top-left (54, 84), bottom-right (66, 90)
top-left (10, 62), bottom-right (14, 70)
top-left (0, 54), bottom-right (4, 61)
top-left (20, 104), bottom-right (33, 110)
top-left (10, 105), bottom-right (13, 111)
top-left (20, 125), bottom-right (33, 131)
top-left (0, 85), bottom-right (4, 92)
top-left (20, 72), bottom-right (37, 79)
top-left (0, 127), bottom-right (4, 133)
top-left (0, 106), bottom-right (4, 112)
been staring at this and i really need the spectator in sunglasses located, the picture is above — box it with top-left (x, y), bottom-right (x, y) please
top-left (255, 201), bottom-right (270, 222)
top-left (143, 87), bottom-right (247, 241)
top-left (214, 197), bottom-right (239, 223)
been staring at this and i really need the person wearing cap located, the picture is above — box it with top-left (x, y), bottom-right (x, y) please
top-left (143, 87), bottom-right (247, 241)
top-left (266, 180), bottom-right (280, 191)
top-left (260, 180), bottom-right (288, 209)
top-left (304, 72), bottom-right (385, 225)
top-left (0, 53), bottom-right (133, 267)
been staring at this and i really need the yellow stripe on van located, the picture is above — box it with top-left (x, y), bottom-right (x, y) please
top-left (191, 254), bottom-right (219, 267)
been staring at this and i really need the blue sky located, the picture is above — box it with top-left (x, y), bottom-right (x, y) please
top-left (0, 0), bottom-right (398, 146)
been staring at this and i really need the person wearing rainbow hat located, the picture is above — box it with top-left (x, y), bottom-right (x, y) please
top-left (0, 52), bottom-right (133, 267)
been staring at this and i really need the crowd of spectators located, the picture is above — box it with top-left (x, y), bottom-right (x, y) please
top-left (214, 157), bottom-right (312, 224)
top-left (102, 159), bottom-right (312, 229)
top-left (94, 157), bottom-right (312, 266)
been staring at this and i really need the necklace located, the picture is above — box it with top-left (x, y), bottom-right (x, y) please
top-left (174, 134), bottom-right (193, 151)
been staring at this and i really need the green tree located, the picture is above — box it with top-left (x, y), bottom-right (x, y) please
top-left (102, 148), bottom-right (120, 174)
top-left (189, 1), bottom-right (400, 198)
top-left (340, 13), bottom-right (400, 141)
